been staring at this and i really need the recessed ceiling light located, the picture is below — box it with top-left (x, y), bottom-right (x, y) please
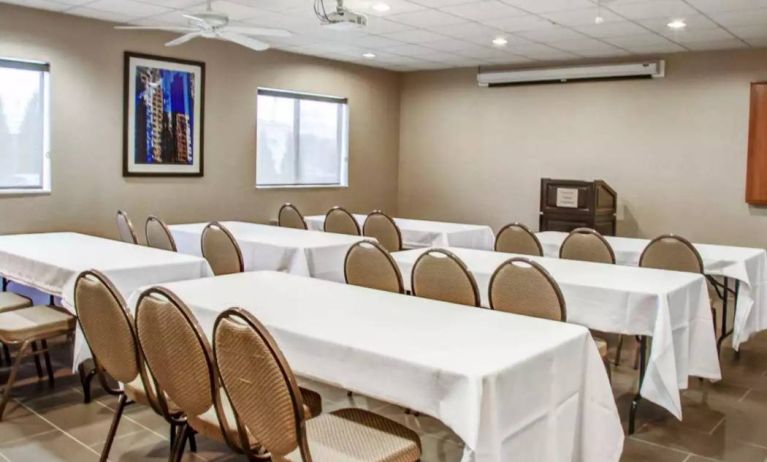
top-left (363, 52), bottom-right (376, 59)
top-left (667, 19), bottom-right (687, 30)
top-left (372, 2), bottom-right (390, 12)
top-left (594, 15), bottom-right (605, 24)
top-left (492, 36), bottom-right (508, 47)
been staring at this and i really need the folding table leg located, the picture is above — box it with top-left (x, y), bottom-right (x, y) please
top-left (78, 363), bottom-right (98, 403)
top-left (628, 336), bottom-right (648, 435)
top-left (717, 278), bottom-right (729, 354)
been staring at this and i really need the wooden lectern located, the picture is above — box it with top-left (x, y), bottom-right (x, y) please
top-left (539, 178), bottom-right (617, 236)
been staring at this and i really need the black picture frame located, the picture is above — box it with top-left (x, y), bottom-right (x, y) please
top-left (123, 51), bottom-right (205, 177)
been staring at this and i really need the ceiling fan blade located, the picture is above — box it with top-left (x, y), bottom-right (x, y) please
top-left (224, 26), bottom-right (292, 38)
top-left (217, 32), bottom-right (270, 51)
top-left (115, 25), bottom-right (197, 32)
top-left (183, 14), bottom-right (209, 26)
top-left (165, 32), bottom-right (202, 47)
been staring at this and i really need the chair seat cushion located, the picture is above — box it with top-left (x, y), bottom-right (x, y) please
top-left (0, 292), bottom-right (32, 313)
top-left (595, 337), bottom-right (608, 358)
top-left (0, 306), bottom-right (75, 343)
top-left (278, 408), bottom-right (421, 462)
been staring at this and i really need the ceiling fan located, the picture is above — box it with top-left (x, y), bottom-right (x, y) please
top-left (114, 0), bottom-right (292, 52)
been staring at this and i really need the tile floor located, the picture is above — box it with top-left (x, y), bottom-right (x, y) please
top-left (0, 307), bottom-right (765, 461)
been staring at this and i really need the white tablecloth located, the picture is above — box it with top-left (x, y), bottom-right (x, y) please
top-left (305, 214), bottom-right (495, 250)
top-left (537, 231), bottom-right (767, 350)
top-left (0, 232), bottom-right (213, 366)
top-left (393, 247), bottom-right (721, 420)
top-left (126, 271), bottom-right (622, 462)
top-left (169, 221), bottom-right (371, 282)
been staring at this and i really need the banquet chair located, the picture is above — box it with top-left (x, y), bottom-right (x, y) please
top-left (411, 249), bottom-right (481, 307)
top-left (74, 270), bottom-right (182, 461)
top-left (324, 206), bottom-right (360, 236)
top-left (488, 257), bottom-right (610, 380)
top-left (278, 203), bottom-right (308, 230)
top-left (201, 222), bottom-right (243, 276)
top-left (559, 228), bottom-right (615, 264)
top-left (135, 287), bottom-right (322, 461)
top-left (0, 303), bottom-right (75, 420)
top-left (637, 233), bottom-right (716, 351)
top-left (494, 223), bottom-right (543, 256)
top-left (145, 216), bottom-right (177, 252)
top-left (116, 210), bottom-right (139, 245)
top-left (363, 211), bottom-right (402, 252)
top-left (344, 241), bottom-right (405, 294)
top-left (0, 278), bottom-right (32, 366)
top-left (213, 308), bottom-right (422, 462)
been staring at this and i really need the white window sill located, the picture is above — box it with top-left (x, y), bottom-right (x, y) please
top-left (256, 184), bottom-right (348, 190)
top-left (0, 189), bottom-right (51, 196)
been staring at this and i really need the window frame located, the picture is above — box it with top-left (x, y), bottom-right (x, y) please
top-left (255, 87), bottom-right (349, 190)
top-left (0, 57), bottom-right (51, 196)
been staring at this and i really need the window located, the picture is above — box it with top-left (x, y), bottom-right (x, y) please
top-left (256, 88), bottom-right (348, 188)
top-left (0, 58), bottom-right (50, 194)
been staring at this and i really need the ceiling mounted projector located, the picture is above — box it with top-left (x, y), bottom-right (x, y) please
top-left (315, 0), bottom-right (367, 30)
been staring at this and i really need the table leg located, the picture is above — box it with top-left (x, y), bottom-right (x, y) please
top-left (734, 281), bottom-right (740, 360)
top-left (717, 277), bottom-right (729, 354)
top-left (628, 336), bottom-right (647, 435)
top-left (78, 363), bottom-right (98, 404)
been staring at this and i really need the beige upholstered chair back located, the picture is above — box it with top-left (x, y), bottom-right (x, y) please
top-left (202, 222), bottom-right (244, 276)
top-left (145, 216), bottom-right (177, 252)
top-left (495, 223), bottom-right (543, 256)
top-left (344, 241), bottom-right (404, 294)
top-left (74, 270), bottom-right (140, 384)
top-left (489, 258), bottom-right (566, 321)
top-left (135, 287), bottom-right (215, 418)
top-left (363, 211), bottom-right (402, 252)
top-left (559, 228), bottom-right (615, 264)
top-left (639, 234), bottom-right (703, 274)
top-left (324, 206), bottom-right (360, 236)
top-left (214, 309), bottom-right (306, 460)
top-left (116, 210), bottom-right (138, 244)
top-left (278, 203), bottom-right (307, 230)
top-left (411, 249), bottom-right (480, 307)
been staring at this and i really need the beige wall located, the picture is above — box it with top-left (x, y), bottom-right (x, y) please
top-left (0, 4), bottom-right (401, 239)
top-left (398, 49), bottom-right (767, 248)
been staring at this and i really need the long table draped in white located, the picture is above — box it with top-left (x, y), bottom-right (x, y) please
top-left (392, 247), bottom-right (721, 420)
top-left (0, 232), bottom-right (213, 366)
top-left (169, 221), bottom-right (370, 281)
top-left (305, 214), bottom-right (495, 250)
top-left (537, 231), bottom-right (767, 350)
top-left (126, 271), bottom-right (623, 462)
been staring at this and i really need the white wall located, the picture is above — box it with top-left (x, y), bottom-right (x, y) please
top-left (398, 49), bottom-right (767, 247)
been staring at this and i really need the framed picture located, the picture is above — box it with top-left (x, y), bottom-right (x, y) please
top-left (123, 52), bottom-right (205, 177)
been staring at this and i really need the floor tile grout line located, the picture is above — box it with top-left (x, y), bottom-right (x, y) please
top-left (0, 429), bottom-right (60, 447)
top-left (69, 386), bottom-right (170, 442)
top-left (628, 436), bottom-right (693, 457)
top-left (681, 454), bottom-right (692, 462)
top-left (738, 388), bottom-right (753, 402)
top-left (0, 450), bottom-right (10, 462)
top-left (12, 398), bottom-right (101, 457)
top-left (86, 429), bottom-right (147, 449)
top-left (708, 416), bottom-right (726, 435)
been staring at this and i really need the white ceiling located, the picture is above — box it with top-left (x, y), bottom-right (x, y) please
top-left (3, 0), bottom-right (767, 71)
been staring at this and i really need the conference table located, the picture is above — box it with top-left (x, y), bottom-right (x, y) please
top-left (127, 271), bottom-right (623, 462)
top-left (393, 247), bottom-right (721, 433)
top-left (169, 221), bottom-right (371, 282)
top-left (305, 214), bottom-right (495, 250)
top-left (537, 231), bottom-right (767, 351)
top-left (0, 232), bottom-right (213, 399)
